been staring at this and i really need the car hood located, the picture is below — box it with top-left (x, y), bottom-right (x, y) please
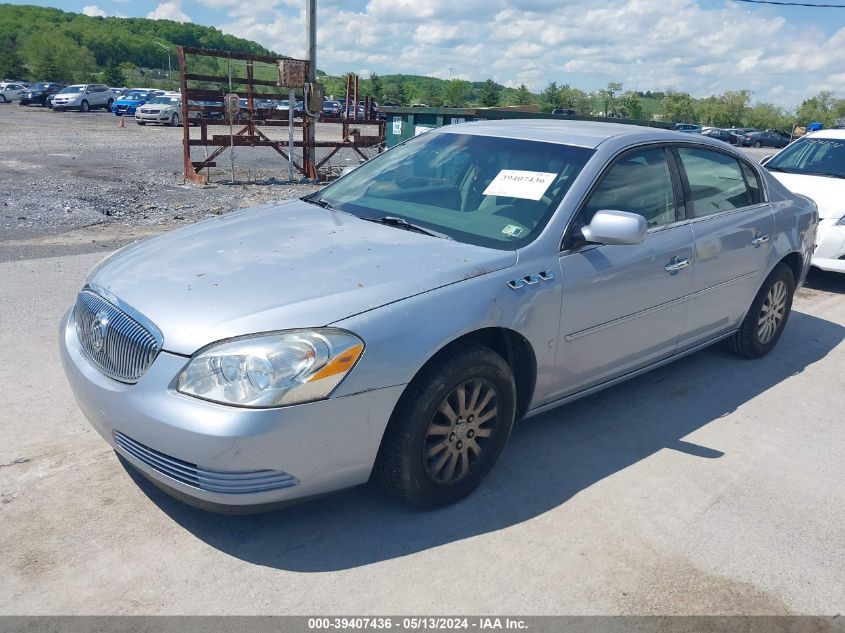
top-left (769, 172), bottom-right (845, 219)
top-left (115, 99), bottom-right (143, 105)
top-left (88, 200), bottom-right (517, 355)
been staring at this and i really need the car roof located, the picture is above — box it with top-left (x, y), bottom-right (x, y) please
top-left (438, 119), bottom-right (718, 149)
top-left (806, 128), bottom-right (845, 140)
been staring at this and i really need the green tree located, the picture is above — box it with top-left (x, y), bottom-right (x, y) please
top-left (796, 91), bottom-right (841, 127)
top-left (541, 81), bottom-right (561, 110)
top-left (597, 81), bottom-right (622, 116)
top-left (745, 102), bottom-right (792, 131)
top-left (619, 90), bottom-right (643, 119)
top-left (443, 79), bottom-right (470, 107)
top-left (511, 83), bottom-right (533, 105)
top-left (369, 72), bottom-right (383, 102)
top-left (103, 59), bottom-right (126, 86)
top-left (662, 90), bottom-right (697, 123)
top-left (478, 78), bottom-right (500, 107)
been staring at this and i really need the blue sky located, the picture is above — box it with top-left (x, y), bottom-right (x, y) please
top-left (11, 0), bottom-right (845, 107)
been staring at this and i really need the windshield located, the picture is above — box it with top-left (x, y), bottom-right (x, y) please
top-left (59, 86), bottom-right (84, 94)
top-left (766, 137), bottom-right (845, 178)
top-left (122, 91), bottom-right (147, 101)
top-left (309, 132), bottom-right (594, 249)
top-left (30, 83), bottom-right (50, 91)
top-left (149, 96), bottom-right (178, 105)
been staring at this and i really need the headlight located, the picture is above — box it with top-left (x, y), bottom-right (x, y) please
top-left (177, 329), bottom-right (364, 408)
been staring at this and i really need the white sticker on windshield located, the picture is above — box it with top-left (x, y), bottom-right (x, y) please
top-left (482, 170), bottom-right (556, 201)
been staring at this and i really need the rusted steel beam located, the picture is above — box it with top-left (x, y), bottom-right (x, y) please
top-left (178, 46), bottom-right (203, 184)
top-left (182, 73), bottom-right (281, 87)
top-left (185, 88), bottom-right (288, 101)
top-left (180, 46), bottom-right (293, 66)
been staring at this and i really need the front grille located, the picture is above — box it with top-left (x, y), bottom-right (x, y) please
top-left (73, 289), bottom-right (162, 383)
top-left (114, 431), bottom-right (299, 494)
top-left (139, 108), bottom-right (155, 114)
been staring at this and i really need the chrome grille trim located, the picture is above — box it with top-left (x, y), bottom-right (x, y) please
top-left (73, 286), bottom-right (162, 383)
top-left (113, 431), bottom-right (299, 494)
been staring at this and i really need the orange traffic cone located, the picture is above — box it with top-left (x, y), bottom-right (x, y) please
top-left (118, 116), bottom-right (125, 128)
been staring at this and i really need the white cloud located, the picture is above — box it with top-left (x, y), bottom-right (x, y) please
top-left (147, 1), bottom-right (191, 22)
top-left (82, 4), bottom-right (106, 17)
top-left (215, 0), bottom-right (845, 105)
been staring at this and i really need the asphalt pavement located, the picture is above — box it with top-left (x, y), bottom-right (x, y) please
top-left (0, 251), bottom-right (843, 614)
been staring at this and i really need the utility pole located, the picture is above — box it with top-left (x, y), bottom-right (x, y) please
top-left (305, 0), bottom-right (316, 178)
top-left (155, 42), bottom-right (172, 90)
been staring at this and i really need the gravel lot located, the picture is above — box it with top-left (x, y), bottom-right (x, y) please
top-left (0, 103), bottom-right (380, 260)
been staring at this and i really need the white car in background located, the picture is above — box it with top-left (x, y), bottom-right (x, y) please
top-left (0, 82), bottom-right (26, 102)
top-left (763, 128), bottom-right (845, 273)
top-left (135, 92), bottom-right (192, 126)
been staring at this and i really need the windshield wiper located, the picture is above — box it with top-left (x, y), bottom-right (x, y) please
top-left (360, 215), bottom-right (453, 240)
top-left (302, 194), bottom-right (335, 210)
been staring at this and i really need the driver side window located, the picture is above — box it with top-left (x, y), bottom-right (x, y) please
top-left (580, 147), bottom-right (678, 231)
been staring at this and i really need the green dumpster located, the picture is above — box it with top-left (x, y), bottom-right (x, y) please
top-left (383, 107), bottom-right (671, 148)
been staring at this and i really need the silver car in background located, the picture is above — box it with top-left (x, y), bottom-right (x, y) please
top-left (51, 84), bottom-right (114, 112)
top-left (60, 121), bottom-right (817, 511)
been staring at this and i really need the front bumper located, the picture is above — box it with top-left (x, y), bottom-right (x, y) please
top-left (113, 104), bottom-right (138, 115)
top-left (59, 310), bottom-right (404, 509)
top-left (812, 219), bottom-right (845, 273)
top-left (135, 110), bottom-right (172, 123)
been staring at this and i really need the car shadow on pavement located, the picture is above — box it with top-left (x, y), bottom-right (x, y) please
top-left (803, 268), bottom-right (845, 294)
top-left (122, 310), bottom-right (844, 572)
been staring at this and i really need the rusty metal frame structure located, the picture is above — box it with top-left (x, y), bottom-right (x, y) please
top-left (177, 47), bottom-right (386, 183)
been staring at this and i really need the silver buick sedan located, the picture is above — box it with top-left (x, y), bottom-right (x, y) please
top-left (60, 120), bottom-right (817, 511)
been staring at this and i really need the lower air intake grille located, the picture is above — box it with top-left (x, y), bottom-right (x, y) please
top-left (114, 431), bottom-right (299, 494)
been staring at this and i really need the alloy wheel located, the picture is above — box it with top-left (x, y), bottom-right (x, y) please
top-left (758, 280), bottom-right (787, 344)
top-left (423, 379), bottom-right (499, 486)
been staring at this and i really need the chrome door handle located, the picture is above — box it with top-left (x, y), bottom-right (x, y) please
top-left (664, 257), bottom-right (690, 273)
top-left (752, 234), bottom-right (770, 247)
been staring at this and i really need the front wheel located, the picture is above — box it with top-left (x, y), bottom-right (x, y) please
top-left (0, 95), bottom-right (7, 103)
top-left (724, 263), bottom-right (795, 358)
top-left (136, 120), bottom-right (145, 126)
top-left (106, 98), bottom-right (113, 110)
top-left (170, 113), bottom-right (180, 127)
top-left (753, 140), bottom-right (762, 148)
top-left (374, 344), bottom-right (516, 507)
top-left (80, 100), bottom-right (89, 112)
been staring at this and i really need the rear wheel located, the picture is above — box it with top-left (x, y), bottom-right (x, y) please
top-left (724, 263), bottom-right (794, 358)
top-left (106, 98), bottom-right (114, 110)
top-left (374, 344), bottom-right (516, 507)
top-left (753, 140), bottom-right (762, 148)
top-left (80, 100), bottom-right (89, 112)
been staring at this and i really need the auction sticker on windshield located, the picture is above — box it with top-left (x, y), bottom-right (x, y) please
top-left (482, 170), bottom-right (557, 200)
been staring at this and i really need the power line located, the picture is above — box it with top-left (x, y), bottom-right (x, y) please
top-left (734, 0), bottom-right (845, 7)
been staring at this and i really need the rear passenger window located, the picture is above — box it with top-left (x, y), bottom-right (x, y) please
top-left (676, 147), bottom-right (755, 216)
top-left (582, 147), bottom-right (677, 228)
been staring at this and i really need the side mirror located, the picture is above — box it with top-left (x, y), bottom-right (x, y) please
top-left (581, 209), bottom-right (648, 246)
top-left (760, 155), bottom-right (773, 165)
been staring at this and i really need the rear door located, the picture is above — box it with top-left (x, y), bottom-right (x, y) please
top-left (552, 145), bottom-right (695, 399)
top-left (672, 145), bottom-right (774, 347)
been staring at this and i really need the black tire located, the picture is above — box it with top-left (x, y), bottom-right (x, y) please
top-left (41, 97), bottom-right (48, 107)
top-left (106, 98), bottom-right (114, 110)
top-left (170, 113), bottom-right (179, 127)
top-left (137, 121), bottom-right (145, 126)
top-left (0, 95), bottom-right (7, 103)
top-left (753, 141), bottom-right (762, 148)
top-left (724, 263), bottom-right (795, 359)
top-left (374, 343), bottom-right (516, 507)
top-left (80, 100), bottom-right (89, 112)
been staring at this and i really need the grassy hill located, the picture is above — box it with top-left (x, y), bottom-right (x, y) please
top-left (0, 4), bottom-right (281, 86)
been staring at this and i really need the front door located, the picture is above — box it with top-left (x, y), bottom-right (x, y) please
top-left (551, 146), bottom-right (695, 400)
